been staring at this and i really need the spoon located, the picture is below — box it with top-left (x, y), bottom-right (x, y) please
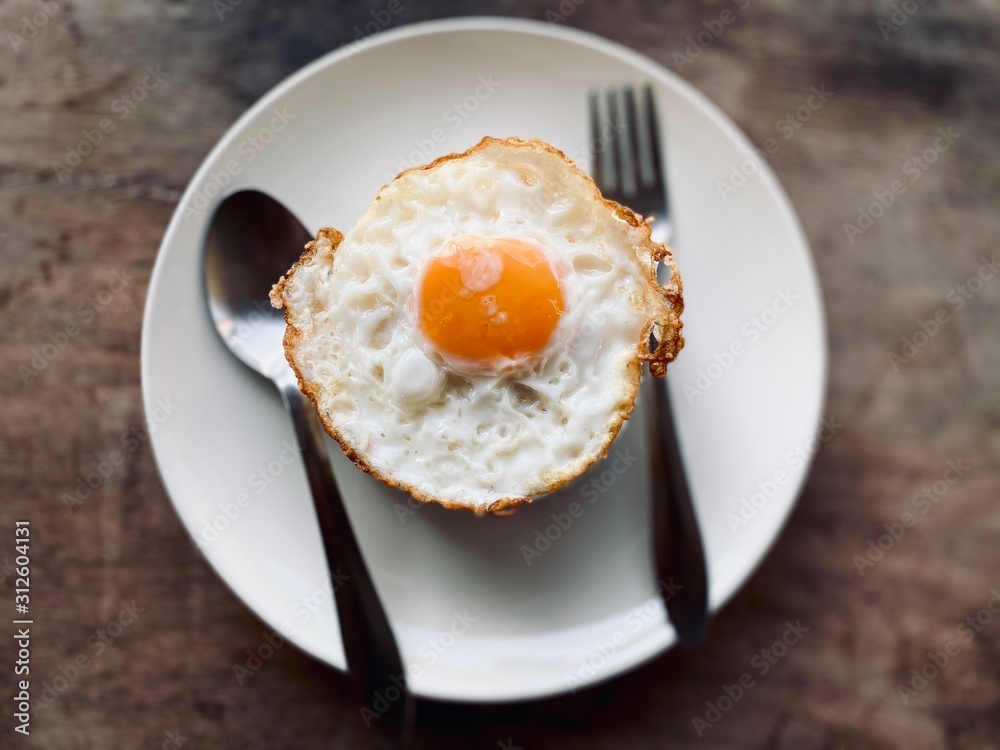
top-left (203, 189), bottom-right (413, 748)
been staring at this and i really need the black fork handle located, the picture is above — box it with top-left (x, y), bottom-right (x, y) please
top-left (648, 373), bottom-right (709, 648)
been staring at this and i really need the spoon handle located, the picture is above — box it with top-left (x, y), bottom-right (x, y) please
top-left (279, 379), bottom-right (413, 749)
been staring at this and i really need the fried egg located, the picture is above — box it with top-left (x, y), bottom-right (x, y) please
top-left (271, 137), bottom-right (683, 513)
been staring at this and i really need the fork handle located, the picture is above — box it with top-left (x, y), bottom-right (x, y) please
top-left (649, 373), bottom-right (709, 648)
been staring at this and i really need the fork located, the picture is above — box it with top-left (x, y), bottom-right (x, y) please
top-left (588, 85), bottom-right (709, 648)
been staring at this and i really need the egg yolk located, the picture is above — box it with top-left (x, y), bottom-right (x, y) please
top-left (418, 237), bottom-right (564, 368)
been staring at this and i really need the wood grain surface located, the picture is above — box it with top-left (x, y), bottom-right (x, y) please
top-left (1, 0), bottom-right (999, 748)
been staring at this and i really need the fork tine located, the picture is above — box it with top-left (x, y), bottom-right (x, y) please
top-left (632, 87), bottom-right (656, 189)
top-left (642, 85), bottom-right (673, 271)
top-left (604, 89), bottom-right (621, 195)
top-left (644, 84), bottom-right (666, 195)
top-left (619, 87), bottom-right (639, 198)
top-left (588, 91), bottom-right (605, 194)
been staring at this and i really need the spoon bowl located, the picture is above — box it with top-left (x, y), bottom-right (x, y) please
top-left (203, 190), bottom-right (311, 378)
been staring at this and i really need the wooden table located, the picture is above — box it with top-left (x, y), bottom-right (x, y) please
top-left (2, 1), bottom-right (998, 748)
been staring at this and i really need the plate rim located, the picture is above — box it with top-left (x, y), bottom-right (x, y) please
top-left (141, 15), bottom-right (829, 703)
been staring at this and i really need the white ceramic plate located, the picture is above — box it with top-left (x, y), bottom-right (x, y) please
top-left (142, 17), bottom-right (826, 702)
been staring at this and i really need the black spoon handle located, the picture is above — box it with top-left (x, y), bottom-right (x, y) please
top-left (649, 374), bottom-right (710, 648)
top-left (280, 381), bottom-right (413, 749)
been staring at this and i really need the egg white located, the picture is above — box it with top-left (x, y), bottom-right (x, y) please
top-left (272, 138), bottom-right (683, 512)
